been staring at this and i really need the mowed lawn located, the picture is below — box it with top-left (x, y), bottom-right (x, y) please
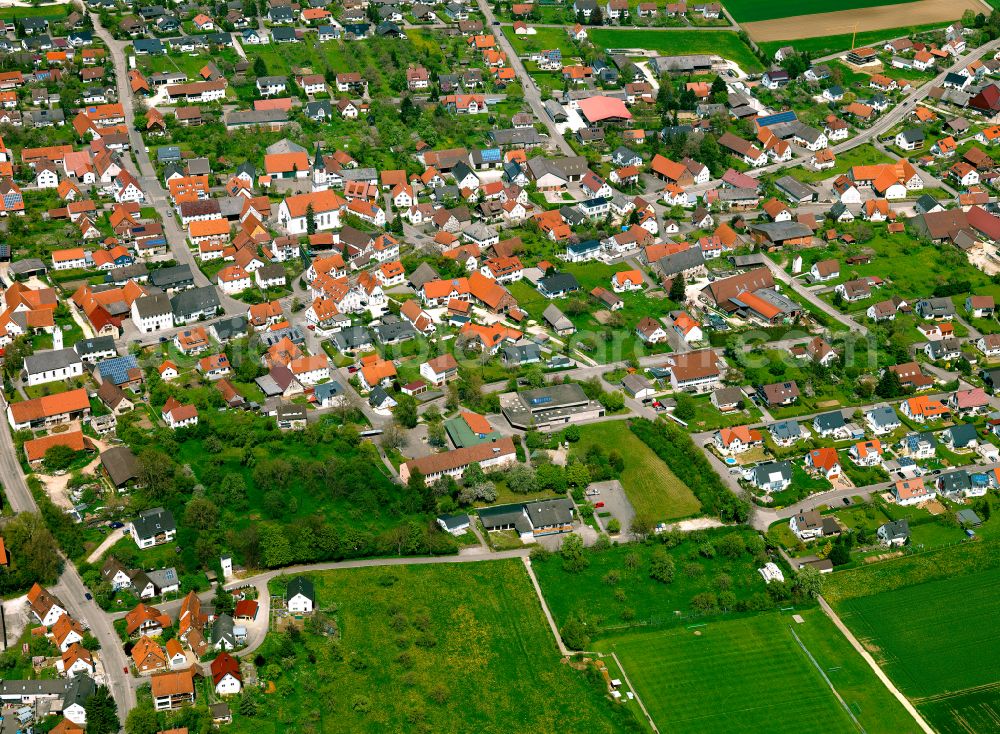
top-left (723, 0), bottom-right (917, 22)
top-left (835, 567), bottom-right (1000, 699)
top-left (588, 29), bottom-right (763, 72)
top-left (601, 610), bottom-right (911, 734)
top-left (232, 562), bottom-right (632, 734)
top-left (573, 420), bottom-right (701, 521)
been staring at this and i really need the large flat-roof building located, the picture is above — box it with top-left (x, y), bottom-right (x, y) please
top-left (499, 383), bottom-right (605, 430)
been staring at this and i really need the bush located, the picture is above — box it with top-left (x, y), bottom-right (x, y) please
top-left (649, 547), bottom-right (675, 583)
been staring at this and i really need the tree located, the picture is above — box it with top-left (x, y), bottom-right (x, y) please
top-left (793, 565), bottom-right (823, 599)
top-left (380, 421), bottom-right (407, 451)
top-left (125, 701), bottom-right (162, 734)
top-left (673, 392), bottom-right (696, 421)
top-left (4, 512), bottom-right (60, 585)
top-left (560, 616), bottom-right (590, 650)
top-left (629, 515), bottom-right (653, 540)
top-left (668, 272), bottom-right (686, 302)
top-left (875, 367), bottom-right (903, 398)
top-left (394, 393), bottom-right (418, 428)
top-left (649, 547), bottom-right (675, 583)
top-left (84, 686), bottom-right (120, 734)
top-left (239, 690), bottom-right (258, 717)
top-left (463, 462), bottom-right (486, 487)
top-left (829, 539), bottom-right (851, 566)
top-left (506, 463), bottom-right (537, 494)
top-left (560, 533), bottom-right (589, 573)
top-left (42, 444), bottom-right (77, 472)
top-left (184, 496), bottom-right (219, 530)
top-left (305, 203), bottom-right (317, 235)
top-left (252, 55), bottom-right (266, 76)
top-left (427, 421), bottom-right (447, 448)
top-left (565, 462), bottom-right (590, 488)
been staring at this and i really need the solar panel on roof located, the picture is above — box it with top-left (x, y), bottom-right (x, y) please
top-left (756, 111), bottom-right (797, 127)
top-left (97, 355), bottom-right (138, 385)
top-left (482, 148), bottom-right (501, 162)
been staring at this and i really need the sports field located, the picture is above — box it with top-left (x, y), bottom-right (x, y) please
top-left (572, 420), bottom-right (701, 521)
top-left (743, 0), bottom-right (976, 43)
top-left (836, 567), bottom-right (1000, 699)
top-left (588, 29), bottom-right (764, 72)
top-left (724, 0), bottom-right (916, 23)
top-left (600, 609), bottom-right (919, 734)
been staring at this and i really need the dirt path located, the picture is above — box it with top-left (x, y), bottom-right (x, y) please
top-left (743, 0), bottom-right (984, 43)
top-left (817, 595), bottom-right (936, 734)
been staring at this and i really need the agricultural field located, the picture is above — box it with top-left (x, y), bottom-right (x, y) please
top-left (743, 0), bottom-right (970, 44)
top-left (600, 609), bottom-right (919, 733)
top-left (919, 686), bottom-right (1000, 734)
top-left (756, 20), bottom-right (956, 56)
top-left (588, 29), bottom-right (764, 72)
top-left (223, 561), bottom-right (637, 734)
top-left (826, 545), bottom-right (1000, 733)
top-left (570, 421), bottom-right (700, 521)
top-left (723, 0), bottom-right (916, 22)
top-left (835, 566), bottom-right (1000, 698)
top-left (533, 528), bottom-right (775, 639)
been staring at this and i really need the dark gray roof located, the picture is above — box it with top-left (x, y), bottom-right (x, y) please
top-left (134, 293), bottom-right (172, 318)
top-left (171, 286), bottom-right (221, 319)
top-left (209, 316), bottom-right (249, 343)
top-left (130, 507), bottom-right (176, 541)
top-left (749, 221), bottom-right (813, 242)
top-left (286, 576), bottom-right (315, 603)
top-left (24, 348), bottom-right (81, 376)
top-left (524, 498), bottom-right (573, 527)
top-left (74, 335), bottom-right (116, 358)
top-left (149, 264), bottom-right (194, 289)
top-left (656, 246), bottom-right (705, 278)
top-left (101, 446), bottom-right (139, 487)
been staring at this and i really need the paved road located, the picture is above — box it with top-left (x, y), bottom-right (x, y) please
top-left (92, 16), bottom-right (246, 318)
top-left (761, 256), bottom-right (870, 336)
top-left (0, 397), bottom-right (136, 718)
top-left (474, 0), bottom-right (574, 156)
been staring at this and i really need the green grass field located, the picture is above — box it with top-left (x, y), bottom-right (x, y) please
top-left (0, 3), bottom-right (69, 20)
top-left (589, 29), bottom-right (764, 72)
top-left (725, 0), bottom-right (917, 22)
top-left (534, 528), bottom-right (782, 640)
top-left (572, 421), bottom-right (700, 521)
top-left (601, 609), bottom-right (918, 733)
top-left (823, 537), bottom-right (1000, 605)
top-left (222, 561), bottom-right (635, 734)
top-left (504, 25), bottom-right (582, 57)
top-left (836, 567), bottom-right (1000, 699)
top-left (758, 22), bottom-right (952, 57)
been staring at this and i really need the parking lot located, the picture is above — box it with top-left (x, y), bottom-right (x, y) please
top-left (586, 480), bottom-right (634, 537)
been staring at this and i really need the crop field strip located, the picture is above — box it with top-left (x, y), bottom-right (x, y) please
top-left (742, 0), bottom-right (977, 44)
top-left (835, 567), bottom-right (1000, 698)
